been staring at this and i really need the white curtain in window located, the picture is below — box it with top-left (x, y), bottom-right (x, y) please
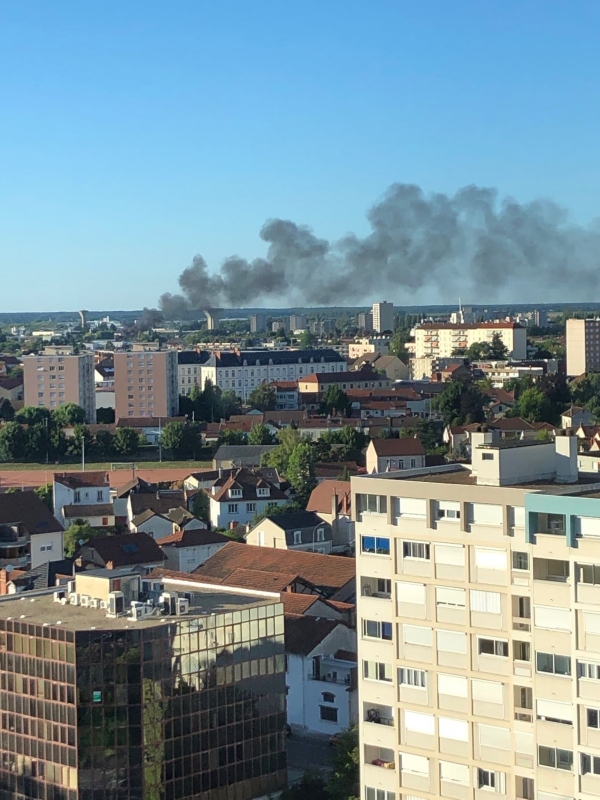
top-left (397, 582), bottom-right (426, 604)
top-left (434, 543), bottom-right (465, 566)
top-left (474, 547), bottom-right (507, 570)
top-left (469, 503), bottom-right (503, 526)
top-left (403, 625), bottom-right (432, 646)
top-left (439, 717), bottom-right (469, 742)
top-left (439, 761), bottom-right (469, 784)
top-left (437, 587), bottom-right (466, 607)
top-left (437, 629), bottom-right (467, 653)
top-left (438, 673), bottom-right (468, 698)
top-left (478, 724), bottom-right (510, 750)
top-left (472, 679), bottom-right (503, 705)
top-left (404, 711), bottom-right (434, 735)
top-left (536, 699), bottom-right (574, 722)
top-left (534, 605), bottom-right (571, 631)
top-left (400, 752), bottom-right (429, 775)
top-left (576, 517), bottom-right (600, 537)
top-left (470, 590), bottom-right (501, 614)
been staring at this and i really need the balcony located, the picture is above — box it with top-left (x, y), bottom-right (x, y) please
top-left (364, 744), bottom-right (395, 771)
top-left (309, 672), bottom-right (352, 686)
top-left (364, 704), bottom-right (394, 727)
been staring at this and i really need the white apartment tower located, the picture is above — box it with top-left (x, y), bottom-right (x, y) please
top-left (355, 432), bottom-right (600, 800)
top-left (373, 302), bottom-right (395, 334)
top-left (566, 318), bottom-right (600, 376)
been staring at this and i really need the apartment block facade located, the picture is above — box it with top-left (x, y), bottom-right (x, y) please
top-left (414, 323), bottom-right (527, 361)
top-left (23, 346), bottom-right (96, 422)
top-left (566, 318), bottom-right (600, 376)
top-left (372, 303), bottom-right (395, 334)
top-left (114, 348), bottom-right (178, 419)
top-left (355, 436), bottom-right (600, 800)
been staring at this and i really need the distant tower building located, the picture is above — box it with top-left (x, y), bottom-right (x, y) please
top-left (358, 312), bottom-right (373, 331)
top-left (250, 313), bottom-right (267, 333)
top-left (23, 346), bottom-right (96, 422)
top-left (371, 301), bottom-right (394, 333)
top-left (204, 309), bottom-right (222, 331)
top-left (114, 345), bottom-right (178, 419)
top-left (289, 314), bottom-right (306, 332)
top-left (78, 309), bottom-right (87, 328)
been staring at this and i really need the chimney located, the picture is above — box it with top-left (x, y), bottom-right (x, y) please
top-left (332, 490), bottom-right (339, 521)
top-left (0, 569), bottom-right (8, 596)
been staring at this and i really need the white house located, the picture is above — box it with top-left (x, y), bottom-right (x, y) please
top-left (561, 405), bottom-right (596, 429)
top-left (208, 468), bottom-right (288, 529)
top-left (245, 511), bottom-right (333, 554)
top-left (365, 437), bottom-right (426, 474)
top-left (53, 471), bottom-right (112, 528)
top-left (62, 504), bottom-right (115, 529)
top-left (0, 491), bottom-right (65, 571)
top-left (156, 528), bottom-right (230, 572)
top-left (285, 616), bottom-right (357, 735)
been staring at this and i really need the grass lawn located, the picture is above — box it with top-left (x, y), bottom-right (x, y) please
top-left (0, 460), bottom-right (213, 471)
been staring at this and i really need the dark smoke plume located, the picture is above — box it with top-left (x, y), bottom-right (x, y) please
top-left (159, 183), bottom-right (600, 315)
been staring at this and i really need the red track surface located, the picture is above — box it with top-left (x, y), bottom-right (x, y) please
top-left (0, 467), bottom-right (210, 490)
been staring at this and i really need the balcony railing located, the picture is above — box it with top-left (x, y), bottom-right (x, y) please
top-left (310, 673), bottom-right (352, 686)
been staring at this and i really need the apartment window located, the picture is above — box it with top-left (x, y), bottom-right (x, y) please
top-left (362, 620), bottom-right (392, 641)
top-left (403, 541), bottom-right (430, 560)
top-left (357, 494), bottom-right (387, 515)
top-left (470, 590), bottom-right (501, 614)
top-left (477, 768), bottom-right (505, 792)
top-left (227, 504), bottom-right (239, 514)
top-left (361, 536), bottom-right (390, 556)
top-left (578, 661), bottom-right (600, 679)
top-left (537, 699), bottom-right (573, 725)
top-left (322, 692), bottom-right (335, 703)
top-left (536, 652), bottom-right (571, 676)
top-left (398, 668), bottom-right (427, 688)
top-left (74, 491), bottom-right (81, 503)
top-left (580, 564), bottom-right (600, 585)
top-left (516, 777), bottom-right (534, 800)
top-left (436, 500), bottom-right (460, 520)
top-left (320, 706), bottom-right (338, 723)
top-left (394, 497), bottom-right (426, 518)
top-left (96, 490), bottom-right (103, 501)
top-left (365, 789), bottom-right (395, 800)
top-left (587, 708), bottom-right (600, 728)
top-left (293, 531), bottom-right (302, 545)
top-left (478, 637), bottom-right (509, 657)
top-left (482, 453), bottom-right (494, 461)
top-left (512, 551), bottom-right (529, 571)
top-left (538, 746), bottom-right (573, 771)
top-left (436, 587), bottom-right (465, 608)
top-left (514, 640), bottom-right (530, 661)
top-left (246, 502), bottom-right (256, 513)
top-left (581, 753), bottom-right (600, 775)
top-left (316, 528), bottom-right (325, 542)
top-left (363, 660), bottom-right (392, 682)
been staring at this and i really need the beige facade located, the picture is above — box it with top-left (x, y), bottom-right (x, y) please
top-left (566, 318), bottom-right (600, 376)
top-left (414, 323), bottom-right (527, 361)
top-left (23, 346), bottom-right (95, 422)
top-left (114, 348), bottom-right (178, 419)
top-left (373, 302), bottom-right (395, 334)
top-left (354, 444), bottom-right (600, 800)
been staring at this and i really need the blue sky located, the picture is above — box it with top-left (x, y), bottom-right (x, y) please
top-left (1, 1), bottom-right (600, 311)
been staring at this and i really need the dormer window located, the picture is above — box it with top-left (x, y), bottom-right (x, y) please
top-left (257, 487), bottom-right (270, 497)
top-left (229, 488), bottom-right (242, 498)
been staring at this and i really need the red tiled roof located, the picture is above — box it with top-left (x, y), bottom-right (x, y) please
top-left (371, 438), bottom-right (425, 456)
top-left (306, 480), bottom-right (352, 516)
top-left (54, 471), bottom-right (109, 489)
top-left (156, 528), bottom-right (229, 547)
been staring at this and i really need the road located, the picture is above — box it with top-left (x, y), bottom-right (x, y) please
top-left (287, 731), bottom-right (334, 784)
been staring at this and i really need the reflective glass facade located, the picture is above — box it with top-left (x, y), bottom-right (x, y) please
top-left (0, 602), bottom-right (286, 800)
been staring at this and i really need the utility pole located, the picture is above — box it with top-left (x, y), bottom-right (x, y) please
top-left (159, 418), bottom-right (162, 463)
top-left (81, 434), bottom-right (85, 472)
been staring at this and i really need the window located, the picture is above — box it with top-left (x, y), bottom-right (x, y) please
top-left (74, 490), bottom-right (81, 503)
top-left (229, 488), bottom-right (242, 498)
top-left (478, 637), bottom-right (508, 657)
top-left (587, 708), bottom-right (600, 728)
top-left (96, 490), bottom-right (103, 501)
top-left (477, 769), bottom-right (505, 791)
top-left (581, 753), bottom-right (600, 775)
top-left (438, 673), bottom-right (467, 698)
top-left (363, 660), bottom-right (392, 682)
top-left (405, 710), bottom-right (434, 735)
top-left (534, 605), bottom-right (571, 631)
top-left (293, 531), bottom-right (302, 545)
top-left (580, 564), bottom-right (600, 585)
top-left (362, 620), bottom-right (393, 640)
top-left (397, 581), bottom-right (426, 607)
top-left (434, 543), bottom-right (465, 566)
top-left (403, 625), bottom-right (433, 647)
top-left (472, 679), bottom-right (503, 705)
top-left (400, 752), bottom-right (429, 776)
top-left (436, 629), bottom-right (467, 653)
top-left (403, 541), bottom-right (430, 560)
top-left (227, 503), bottom-right (239, 514)
top-left (357, 494), bottom-right (388, 515)
top-left (474, 548), bottom-right (507, 570)
top-left (538, 746), bottom-right (573, 771)
top-left (394, 497), bottom-right (426, 518)
top-left (536, 652), bottom-right (571, 676)
top-left (398, 668), bottom-right (427, 688)
top-left (482, 453), bottom-right (494, 461)
top-left (321, 692), bottom-right (335, 703)
top-left (377, 578), bottom-right (391, 595)
top-left (320, 706), bottom-right (338, 722)
top-left (316, 528), bottom-right (325, 542)
top-left (514, 640), bottom-right (530, 662)
top-left (436, 501), bottom-right (460, 520)
top-left (361, 536), bottom-right (390, 555)
top-left (365, 789), bottom-right (395, 800)
top-left (537, 699), bottom-right (574, 725)
top-left (578, 661), bottom-right (600, 680)
top-left (440, 760), bottom-right (469, 785)
top-left (470, 590), bottom-right (501, 614)
top-left (436, 587), bottom-right (465, 608)
top-left (246, 502), bottom-right (256, 513)
top-left (512, 551), bottom-right (529, 571)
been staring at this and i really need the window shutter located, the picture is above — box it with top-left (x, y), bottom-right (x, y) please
top-left (470, 504), bottom-right (503, 526)
top-left (584, 612), bottom-right (600, 634)
top-left (474, 547), bottom-right (507, 570)
top-left (437, 587), bottom-right (466, 607)
top-left (403, 625), bottom-right (432, 646)
top-left (438, 673), bottom-right (468, 698)
top-left (576, 516), bottom-right (600, 537)
top-left (472, 679), bottom-right (503, 705)
top-left (514, 730), bottom-right (534, 755)
top-left (437, 629), bottom-right (467, 653)
top-left (439, 717), bottom-right (469, 742)
top-left (439, 761), bottom-right (469, 784)
top-left (396, 497), bottom-right (427, 518)
top-left (400, 752), bottom-right (429, 775)
top-left (536, 699), bottom-right (574, 722)
top-left (397, 581), bottom-right (426, 604)
top-left (434, 543), bottom-right (465, 566)
top-left (478, 724), bottom-right (510, 750)
top-left (511, 506), bottom-right (525, 527)
top-left (534, 605), bottom-right (571, 631)
top-left (404, 711), bottom-right (434, 735)
top-left (470, 590), bottom-right (501, 614)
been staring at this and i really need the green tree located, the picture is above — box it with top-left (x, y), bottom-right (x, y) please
top-left (52, 402), bottom-right (86, 427)
top-left (327, 726), bottom-right (359, 800)
top-left (160, 421), bottom-right (188, 458)
top-left (412, 419), bottom-right (442, 453)
top-left (287, 443), bottom-right (317, 504)
top-left (219, 390), bottom-right (241, 419)
top-left (299, 330), bottom-right (316, 349)
top-left (247, 423), bottom-right (276, 445)
top-left (67, 424), bottom-right (93, 456)
top-left (191, 490), bottom-right (210, 523)
top-left (34, 483), bottom-right (53, 511)
top-left (281, 773), bottom-right (329, 800)
top-left (433, 381), bottom-right (486, 426)
top-left (94, 430), bottom-right (115, 459)
top-left (389, 329), bottom-right (410, 360)
top-left (63, 521), bottom-right (97, 558)
top-left (219, 429), bottom-right (247, 445)
top-left (320, 385), bottom-right (352, 417)
top-left (570, 372), bottom-right (600, 417)
top-left (0, 421), bottom-right (27, 461)
top-left (488, 332), bottom-right (509, 359)
top-left (96, 407), bottom-right (115, 424)
top-left (113, 427), bottom-right (140, 456)
top-left (262, 427), bottom-right (303, 474)
top-left (248, 383), bottom-right (277, 411)
top-left (0, 400), bottom-right (14, 421)
top-left (15, 406), bottom-right (51, 425)
top-left (25, 422), bottom-right (51, 461)
top-left (516, 387), bottom-right (554, 423)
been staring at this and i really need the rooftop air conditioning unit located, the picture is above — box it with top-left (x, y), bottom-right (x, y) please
top-left (89, 598), bottom-right (100, 609)
top-left (80, 595), bottom-right (91, 608)
top-left (68, 593), bottom-right (79, 606)
top-left (176, 597), bottom-right (189, 616)
top-left (99, 600), bottom-right (108, 610)
top-left (53, 590), bottom-right (67, 603)
top-left (159, 592), bottom-right (178, 616)
top-left (107, 591), bottom-right (125, 617)
top-left (67, 581), bottom-right (75, 595)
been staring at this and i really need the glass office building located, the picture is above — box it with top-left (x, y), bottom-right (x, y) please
top-left (0, 572), bottom-right (287, 800)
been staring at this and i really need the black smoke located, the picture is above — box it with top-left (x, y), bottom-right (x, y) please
top-left (159, 183), bottom-right (600, 316)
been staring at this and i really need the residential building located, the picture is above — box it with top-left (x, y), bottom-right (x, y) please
top-left (23, 345), bottom-right (95, 422)
top-left (365, 437), bottom-right (426, 474)
top-left (207, 468), bottom-right (288, 529)
top-left (94, 355), bottom-right (115, 410)
top-left (372, 302), bottom-right (395, 334)
top-left (358, 311), bottom-right (374, 331)
top-left (127, 489), bottom-right (187, 531)
top-left (250, 313), bottom-right (268, 333)
top-left (200, 348), bottom-right (347, 401)
top-left (156, 528), bottom-right (229, 572)
top-left (566, 318), bottom-right (600, 376)
top-left (562, 405), bottom-right (597, 429)
top-left (289, 314), bottom-right (306, 331)
top-left (177, 350), bottom-right (210, 396)
top-left (270, 380), bottom-right (299, 410)
top-left (298, 369), bottom-right (391, 408)
top-left (0, 376), bottom-right (24, 407)
top-left (354, 432), bottom-right (600, 800)
top-left (115, 415), bottom-right (186, 444)
top-left (213, 444), bottom-right (278, 470)
top-left (414, 321), bottom-right (527, 360)
top-left (0, 569), bottom-right (286, 800)
top-left (76, 531), bottom-right (166, 572)
top-left (246, 511), bottom-right (333, 554)
top-left (62, 503), bottom-right (115, 529)
top-left (307, 479), bottom-right (354, 553)
top-left (0, 491), bottom-right (64, 571)
top-left (114, 346), bottom-right (178, 419)
top-left (53, 471), bottom-right (112, 528)
top-left (349, 336), bottom-right (393, 359)
top-left (352, 353), bottom-right (409, 382)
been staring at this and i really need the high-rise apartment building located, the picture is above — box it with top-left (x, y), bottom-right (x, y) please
top-left (355, 432), bottom-right (600, 800)
top-left (23, 346), bottom-right (96, 422)
top-left (414, 321), bottom-right (527, 360)
top-left (372, 302), bottom-right (395, 334)
top-left (359, 312), bottom-right (374, 332)
top-left (114, 346), bottom-right (178, 419)
top-left (0, 569), bottom-right (287, 800)
top-left (566, 318), bottom-right (600, 376)
top-left (289, 314), bottom-right (306, 332)
top-left (250, 314), bottom-right (267, 333)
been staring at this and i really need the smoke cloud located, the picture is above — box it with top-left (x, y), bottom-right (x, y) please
top-left (159, 183), bottom-right (600, 315)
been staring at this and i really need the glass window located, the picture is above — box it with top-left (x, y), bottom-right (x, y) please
top-left (536, 652), bottom-right (571, 676)
top-left (478, 638), bottom-right (508, 657)
top-left (403, 541), bottom-right (430, 560)
top-left (512, 552), bottom-right (529, 571)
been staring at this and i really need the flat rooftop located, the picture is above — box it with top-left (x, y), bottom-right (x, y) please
top-left (0, 579), bottom-right (280, 631)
